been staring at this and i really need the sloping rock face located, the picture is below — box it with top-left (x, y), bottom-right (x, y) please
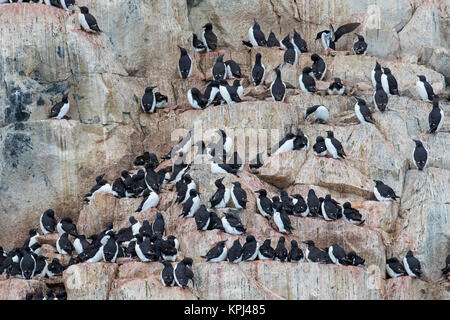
top-left (0, 2), bottom-right (448, 300)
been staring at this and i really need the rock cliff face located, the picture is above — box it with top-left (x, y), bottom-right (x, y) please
top-left (0, 1), bottom-right (448, 300)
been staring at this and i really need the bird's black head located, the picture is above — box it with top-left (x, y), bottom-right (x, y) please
top-left (215, 176), bottom-right (225, 187)
top-left (343, 202), bottom-right (351, 209)
top-left (417, 75), bottom-right (426, 81)
top-left (278, 236), bottom-right (285, 243)
top-left (218, 240), bottom-right (227, 246)
top-left (29, 228), bottom-right (38, 236)
top-left (302, 67), bottom-right (312, 74)
top-left (216, 54), bottom-right (224, 63)
top-left (44, 209), bottom-right (55, 217)
top-left (316, 136), bottom-right (324, 142)
top-left (62, 94), bottom-right (69, 103)
top-left (406, 250), bottom-right (414, 258)
top-left (356, 34), bottom-right (365, 41)
top-left (355, 97), bottom-right (366, 105)
top-left (311, 53), bottom-right (321, 61)
top-left (374, 61), bottom-right (381, 70)
top-left (255, 53), bottom-right (262, 62)
top-left (156, 212), bottom-right (164, 220)
top-left (182, 257), bottom-right (193, 266)
top-left (129, 216), bottom-right (138, 224)
top-left (203, 23), bottom-right (213, 30)
top-left (373, 179), bottom-right (382, 185)
top-left (232, 79), bottom-right (241, 87)
top-left (80, 6), bottom-right (89, 14)
top-left (178, 46), bottom-right (188, 55)
top-left (413, 139), bottom-right (423, 147)
top-left (246, 235), bottom-right (256, 242)
top-left (326, 130), bottom-right (334, 138)
top-left (383, 67), bottom-right (391, 74)
top-left (325, 194), bottom-right (332, 201)
top-left (285, 132), bottom-right (295, 139)
top-left (255, 189), bottom-right (267, 196)
top-left (291, 239), bottom-right (298, 247)
top-left (232, 181), bottom-right (241, 188)
top-left (189, 189), bottom-right (198, 197)
top-left (253, 19), bottom-right (261, 30)
top-left (302, 240), bottom-right (315, 247)
top-left (145, 86), bottom-right (157, 93)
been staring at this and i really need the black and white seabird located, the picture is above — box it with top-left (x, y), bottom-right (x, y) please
top-left (169, 158), bottom-right (190, 184)
top-left (299, 67), bottom-right (316, 93)
top-left (325, 131), bottom-right (346, 159)
top-left (73, 235), bottom-right (90, 255)
top-left (311, 53), bottom-right (327, 80)
top-left (49, 94), bottom-right (70, 119)
top-left (56, 233), bottom-right (74, 255)
top-left (141, 86), bottom-right (157, 113)
top-left (212, 55), bottom-right (227, 81)
top-left (373, 81), bottom-right (389, 112)
top-left (232, 80), bottom-right (244, 99)
top-left (204, 80), bottom-right (220, 106)
top-left (152, 212), bottom-right (165, 237)
top-left (135, 234), bottom-right (158, 262)
top-left (180, 189), bottom-right (200, 218)
top-left (187, 87), bottom-right (207, 109)
top-left (373, 180), bottom-right (399, 201)
top-left (270, 66), bottom-right (286, 102)
top-left (428, 98), bottom-right (444, 134)
top-left (274, 237), bottom-right (288, 262)
top-left (201, 240), bottom-right (228, 262)
top-left (248, 19), bottom-right (267, 47)
top-left (174, 257), bottom-right (194, 289)
top-left (271, 132), bottom-right (295, 156)
top-left (416, 75), bottom-right (434, 102)
top-left (201, 23), bottom-right (217, 52)
top-left (79, 6), bottom-right (101, 33)
top-left (84, 173), bottom-right (112, 201)
top-left (160, 261), bottom-right (175, 287)
top-left (207, 212), bottom-right (225, 232)
top-left (328, 77), bottom-right (345, 95)
top-left (242, 235), bottom-right (259, 261)
top-left (111, 178), bottom-right (126, 198)
top-left (293, 130), bottom-right (309, 151)
top-left (227, 239), bottom-right (243, 263)
top-left (194, 205), bottom-right (211, 231)
top-left (266, 31), bottom-right (280, 47)
top-left (412, 139), bottom-right (428, 171)
top-left (342, 202), bottom-right (364, 225)
top-left (231, 182), bottom-right (248, 209)
top-left (177, 46), bottom-right (192, 79)
top-left (288, 240), bottom-right (304, 262)
top-left (255, 189), bottom-right (273, 219)
top-left (403, 250), bottom-right (422, 277)
top-left (19, 249), bottom-right (36, 280)
top-left (307, 189), bottom-right (320, 217)
top-left (129, 216), bottom-right (142, 237)
top-left (303, 240), bottom-right (331, 263)
top-left (386, 258), bottom-right (406, 278)
top-left (221, 211), bottom-right (246, 235)
top-left (251, 53), bottom-right (266, 86)
top-left (291, 29), bottom-right (308, 53)
top-left (219, 80), bottom-right (241, 104)
top-left (193, 33), bottom-right (206, 52)
top-left (371, 61), bottom-right (383, 87)
top-left (292, 194), bottom-right (308, 217)
top-left (328, 244), bottom-right (350, 265)
top-left (216, 129), bottom-right (233, 154)
top-left (47, 258), bottom-right (64, 277)
top-left (176, 174), bottom-right (196, 205)
top-left (304, 105), bottom-right (329, 124)
top-left (56, 217), bottom-right (77, 236)
top-left (273, 202), bottom-right (293, 234)
top-left (316, 22), bottom-right (360, 50)
top-left (34, 255), bottom-right (48, 278)
top-left (161, 238), bottom-right (178, 262)
top-left (353, 34), bottom-right (367, 55)
top-left (155, 92), bottom-right (168, 108)
top-left (283, 41), bottom-right (298, 66)
top-left (225, 60), bottom-right (242, 79)
top-left (102, 232), bottom-right (118, 263)
top-left (40, 209), bottom-right (57, 234)
top-left (321, 194), bottom-right (340, 221)
top-left (136, 189), bottom-right (159, 212)
top-left (354, 97), bottom-right (374, 123)
top-left (381, 67), bottom-right (399, 96)
top-left (313, 136), bottom-right (328, 156)
top-left (257, 239), bottom-right (275, 260)
top-left (210, 177), bottom-right (230, 208)
top-left (347, 251), bottom-right (365, 266)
